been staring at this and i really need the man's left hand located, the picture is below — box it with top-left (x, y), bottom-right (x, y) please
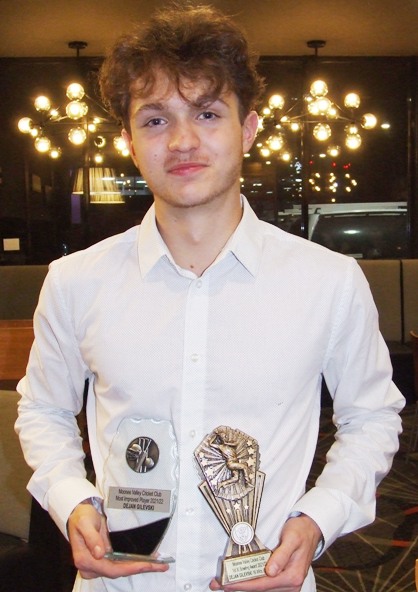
top-left (209, 514), bottom-right (322, 591)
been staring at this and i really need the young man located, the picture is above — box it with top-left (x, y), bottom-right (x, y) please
top-left (16, 5), bottom-right (404, 592)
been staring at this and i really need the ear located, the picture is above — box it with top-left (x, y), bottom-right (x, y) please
top-left (242, 110), bottom-right (259, 153)
top-left (121, 129), bottom-right (139, 168)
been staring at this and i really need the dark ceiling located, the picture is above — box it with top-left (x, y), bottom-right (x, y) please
top-left (1, 0), bottom-right (418, 59)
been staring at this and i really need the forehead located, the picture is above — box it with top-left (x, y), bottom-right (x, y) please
top-left (130, 70), bottom-right (228, 109)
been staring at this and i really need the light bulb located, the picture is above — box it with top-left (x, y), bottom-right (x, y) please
top-left (344, 93), bottom-right (361, 109)
top-left (18, 117), bottom-right (33, 133)
top-left (315, 97), bottom-right (332, 115)
top-left (267, 134), bottom-right (284, 151)
top-left (68, 127), bottom-right (87, 145)
top-left (49, 147), bottom-right (62, 159)
top-left (30, 126), bottom-right (41, 138)
top-left (327, 145), bottom-right (341, 158)
top-left (66, 100), bottom-right (88, 120)
top-left (313, 123), bottom-right (331, 141)
top-left (308, 100), bottom-right (321, 117)
top-left (34, 95), bottom-right (51, 112)
top-left (66, 83), bottom-right (85, 101)
top-left (345, 133), bottom-right (362, 150)
top-left (326, 105), bottom-right (338, 119)
top-left (268, 94), bottom-right (285, 110)
top-left (361, 113), bottom-right (377, 129)
top-left (345, 123), bottom-right (359, 135)
top-left (94, 153), bottom-right (104, 164)
top-left (35, 136), bottom-right (51, 153)
top-left (113, 136), bottom-right (128, 152)
top-left (310, 80), bottom-right (328, 98)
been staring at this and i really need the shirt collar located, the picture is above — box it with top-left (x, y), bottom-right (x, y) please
top-left (137, 204), bottom-right (168, 278)
top-left (222, 196), bottom-right (263, 277)
top-left (138, 196), bottom-right (263, 278)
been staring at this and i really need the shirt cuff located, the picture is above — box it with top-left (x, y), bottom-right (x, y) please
top-left (46, 477), bottom-right (103, 538)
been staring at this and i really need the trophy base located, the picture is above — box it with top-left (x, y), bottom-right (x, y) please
top-left (221, 549), bottom-right (272, 585)
top-left (104, 551), bottom-right (174, 563)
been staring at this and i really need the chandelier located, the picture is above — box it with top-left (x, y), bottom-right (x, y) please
top-left (256, 41), bottom-right (378, 163)
top-left (17, 41), bottom-right (130, 163)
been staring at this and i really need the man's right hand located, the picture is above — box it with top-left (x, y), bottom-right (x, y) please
top-left (67, 501), bottom-right (170, 579)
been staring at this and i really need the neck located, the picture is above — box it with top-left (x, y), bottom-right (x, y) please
top-left (155, 196), bottom-right (243, 276)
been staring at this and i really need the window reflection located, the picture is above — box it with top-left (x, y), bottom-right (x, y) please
top-left (242, 56), bottom-right (410, 258)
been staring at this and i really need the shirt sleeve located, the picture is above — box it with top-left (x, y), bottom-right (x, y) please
top-left (290, 257), bottom-right (405, 554)
top-left (15, 262), bottom-right (101, 537)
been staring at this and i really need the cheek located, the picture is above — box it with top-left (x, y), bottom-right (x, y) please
top-left (133, 144), bottom-right (161, 170)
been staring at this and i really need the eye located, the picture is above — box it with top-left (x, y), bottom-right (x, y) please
top-left (144, 117), bottom-right (166, 128)
top-left (198, 111), bottom-right (219, 121)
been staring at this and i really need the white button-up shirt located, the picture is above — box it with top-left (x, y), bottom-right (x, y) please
top-left (16, 197), bottom-right (404, 592)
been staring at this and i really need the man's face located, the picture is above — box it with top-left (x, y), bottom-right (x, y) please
top-left (122, 73), bottom-right (258, 213)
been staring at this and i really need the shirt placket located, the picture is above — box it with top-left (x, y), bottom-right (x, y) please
top-left (176, 275), bottom-right (209, 591)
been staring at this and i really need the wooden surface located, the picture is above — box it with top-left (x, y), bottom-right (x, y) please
top-left (0, 319), bottom-right (34, 381)
top-left (411, 331), bottom-right (418, 396)
top-left (416, 557), bottom-right (418, 591)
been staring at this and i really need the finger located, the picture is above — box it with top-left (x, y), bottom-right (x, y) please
top-left (208, 548), bottom-right (305, 592)
top-left (265, 543), bottom-right (294, 577)
top-left (79, 557), bottom-right (169, 580)
top-left (82, 516), bottom-right (109, 558)
top-left (68, 504), bottom-right (108, 560)
top-left (209, 575), bottom-right (278, 591)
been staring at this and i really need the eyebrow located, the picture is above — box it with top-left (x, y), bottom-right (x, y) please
top-left (133, 95), bottom-right (229, 117)
top-left (134, 102), bottom-right (165, 115)
top-left (192, 95), bottom-right (229, 109)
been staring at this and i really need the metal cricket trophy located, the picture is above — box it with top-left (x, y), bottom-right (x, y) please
top-left (194, 426), bottom-right (271, 585)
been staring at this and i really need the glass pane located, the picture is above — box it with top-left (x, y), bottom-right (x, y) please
top-left (310, 207), bottom-right (408, 259)
top-left (243, 56), bottom-right (411, 257)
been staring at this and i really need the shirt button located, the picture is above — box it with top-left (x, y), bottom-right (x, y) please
top-left (184, 584), bottom-right (192, 591)
top-left (185, 507), bottom-right (195, 516)
top-left (191, 353), bottom-right (199, 362)
top-left (196, 279), bottom-right (203, 288)
top-left (189, 430), bottom-right (196, 438)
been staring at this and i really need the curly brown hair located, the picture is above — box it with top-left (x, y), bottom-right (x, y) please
top-left (99, 3), bottom-right (264, 132)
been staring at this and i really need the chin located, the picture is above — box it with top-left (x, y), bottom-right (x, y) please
top-left (160, 190), bottom-right (217, 209)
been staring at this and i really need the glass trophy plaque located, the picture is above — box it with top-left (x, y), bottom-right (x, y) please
top-left (103, 417), bottom-right (178, 563)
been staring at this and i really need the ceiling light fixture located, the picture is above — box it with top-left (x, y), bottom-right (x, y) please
top-left (17, 41), bottom-right (129, 162)
top-left (256, 40), bottom-right (378, 163)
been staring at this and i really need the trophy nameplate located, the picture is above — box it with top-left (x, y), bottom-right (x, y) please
top-left (195, 426), bottom-right (271, 584)
top-left (103, 417), bottom-right (178, 563)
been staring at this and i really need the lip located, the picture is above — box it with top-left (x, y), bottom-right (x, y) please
top-left (167, 162), bottom-right (208, 176)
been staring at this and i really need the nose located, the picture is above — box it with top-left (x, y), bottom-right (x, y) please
top-left (168, 120), bottom-right (200, 153)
